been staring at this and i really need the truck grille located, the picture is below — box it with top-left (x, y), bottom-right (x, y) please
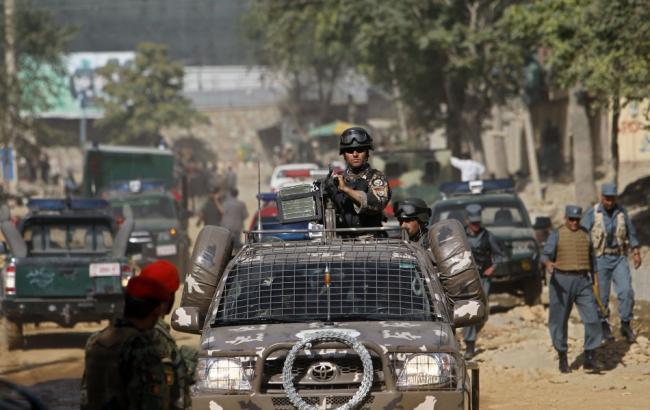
top-left (271, 395), bottom-right (375, 410)
top-left (262, 354), bottom-right (385, 392)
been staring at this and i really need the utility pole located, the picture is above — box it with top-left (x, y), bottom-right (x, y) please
top-left (523, 108), bottom-right (543, 201)
top-left (4, 0), bottom-right (17, 192)
top-left (388, 58), bottom-right (408, 142)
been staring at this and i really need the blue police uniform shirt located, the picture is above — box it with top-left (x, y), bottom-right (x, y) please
top-left (541, 229), bottom-right (596, 269)
top-left (580, 203), bottom-right (639, 249)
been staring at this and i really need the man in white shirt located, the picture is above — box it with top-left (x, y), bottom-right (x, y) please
top-left (450, 153), bottom-right (486, 181)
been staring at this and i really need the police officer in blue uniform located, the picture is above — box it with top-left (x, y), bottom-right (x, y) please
top-left (327, 127), bottom-right (391, 230)
top-left (543, 205), bottom-right (603, 373)
top-left (581, 183), bottom-right (642, 343)
top-left (462, 204), bottom-right (503, 359)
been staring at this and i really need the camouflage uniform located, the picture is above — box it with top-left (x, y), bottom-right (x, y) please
top-left (81, 319), bottom-right (170, 410)
top-left (331, 163), bottom-right (391, 228)
top-left (153, 319), bottom-right (198, 409)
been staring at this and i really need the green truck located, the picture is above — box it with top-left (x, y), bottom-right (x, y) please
top-left (431, 180), bottom-right (546, 305)
top-left (82, 144), bottom-right (190, 273)
top-left (0, 199), bottom-right (134, 349)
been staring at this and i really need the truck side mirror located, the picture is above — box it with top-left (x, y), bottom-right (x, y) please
top-left (533, 216), bottom-right (552, 230)
top-left (452, 299), bottom-right (487, 328)
top-left (171, 306), bottom-right (203, 334)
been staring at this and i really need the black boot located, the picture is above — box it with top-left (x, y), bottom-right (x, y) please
top-left (621, 321), bottom-right (637, 343)
top-left (464, 341), bottom-right (476, 360)
top-left (601, 322), bottom-right (615, 343)
top-left (558, 352), bottom-right (570, 373)
top-left (583, 350), bottom-right (602, 372)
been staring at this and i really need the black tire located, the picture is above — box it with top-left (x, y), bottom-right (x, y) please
top-left (523, 276), bottom-right (542, 306)
top-left (4, 319), bottom-right (23, 350)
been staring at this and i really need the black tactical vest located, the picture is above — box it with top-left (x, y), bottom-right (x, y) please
top-left (332, 167), bottom-right (383, 228)
top-left (467, 228), bottom-right (492, 274)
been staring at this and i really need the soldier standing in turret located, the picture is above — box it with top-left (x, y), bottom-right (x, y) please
top-left (326, 127), bottom-right (391, 230)
top-left (543, 205), bottom-right (603, 373)
top-left (581, 183), bottom-right (642, 343)
top-left (462, 204), bottom-right (503, 359)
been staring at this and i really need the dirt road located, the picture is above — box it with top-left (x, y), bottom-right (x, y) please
top-left (2, 293), bottom-right (649, 409)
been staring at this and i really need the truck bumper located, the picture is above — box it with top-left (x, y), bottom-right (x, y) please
top-left (1, 297), bottom-right (123, 327)
top-left (192, 390), bottom-right (467, 410)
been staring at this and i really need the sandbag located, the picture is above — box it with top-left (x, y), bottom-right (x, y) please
top-left (180, 226), bottom-right (233, 318)
top-left (0, 205), bottom-right (27, 258)
top-left (112, 205), bottom-right (134, 257)
top-left (428, 219), bottom-right (486, 307)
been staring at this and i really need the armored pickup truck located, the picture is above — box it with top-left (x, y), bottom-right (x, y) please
top-left (0, 199), bottom-right (134, 349)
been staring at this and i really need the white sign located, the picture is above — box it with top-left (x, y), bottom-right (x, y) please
top-left (89, 263), bottom-right (120, 277)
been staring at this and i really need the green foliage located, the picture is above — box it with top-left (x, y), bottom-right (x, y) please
top-left (0, 2), bottom-right (75, 148)
top-left (96, 42), bottom-right (206, 145)
top-left (500, 0), bottom-right (650, 104)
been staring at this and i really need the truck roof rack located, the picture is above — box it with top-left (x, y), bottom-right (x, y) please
top-left (27, 198), bottom-right (110, 212)
top-left (439, 179), bottom-right (515, 198)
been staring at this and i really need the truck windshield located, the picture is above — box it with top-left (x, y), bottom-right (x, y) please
top-left (112, 196), bottom-right (177, 220)
top-left (212, 247), bottom-right (437, 326)
top-left (433, 202), bottom-right (529, 227)
top-left (24, 223), bottom-right (114, 254)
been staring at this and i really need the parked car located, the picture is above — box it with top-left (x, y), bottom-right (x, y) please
top-left (0, 199), bottom-right (134, 349)
top-left (431, 179), bottom-right (545, 305)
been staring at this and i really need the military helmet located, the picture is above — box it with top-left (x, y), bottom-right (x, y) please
top-left (395, 198), bottom-right (431, 225)
top-left (339, 127), bottom-right (374, 154)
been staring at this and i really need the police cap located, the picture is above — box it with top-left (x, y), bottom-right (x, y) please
top-left (466, 204), bottom-right (482, 223)
top-left (565, 205), bottom-right (583, 219)
top-left (139, 260), bottom-right (180, 295)
top-left (601, 183), bottom-right (617, 196)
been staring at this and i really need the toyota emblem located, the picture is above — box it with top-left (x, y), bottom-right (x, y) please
top-left (309, 362), bottom-right (338, 382)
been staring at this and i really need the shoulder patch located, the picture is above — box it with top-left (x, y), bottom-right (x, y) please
top-left (372, 179), bottom-right (385, 186)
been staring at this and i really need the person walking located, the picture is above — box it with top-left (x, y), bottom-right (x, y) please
top-left (196, 188), bottom-right (224, 227)
top-left (581, 183), bottom-right (642, 343)
top-left (543, 205), bottom-right (603, 373)
top-left (220, 188), bottom-right (249, 248)
top-left (462, 204), bottom-right (503, 359)
top-left (140, 260), bottom-right (197, 409)
top-left (81, 276), bottom-right (171, 409)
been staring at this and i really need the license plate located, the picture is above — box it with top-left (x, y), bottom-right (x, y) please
top-left (156, 244), bottom-right (177, 256)
top-left (89, 263), bottom-right (120, 277)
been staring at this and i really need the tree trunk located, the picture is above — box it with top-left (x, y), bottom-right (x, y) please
top-left (567, 87), bottom-right (597, 208)
top-left (444, 78), bottom-right (463, 157)
top-left (611, 97), bottom-right (620, 185)
top-left (523, 107), bottom-right (543, 200)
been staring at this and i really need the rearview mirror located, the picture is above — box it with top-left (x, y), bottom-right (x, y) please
top-left (452, 299), bottom-right (487, 328)
top-left (533, 216), bottom-right (552, 230)
top-left (171, 306), bottom-right (203, 334)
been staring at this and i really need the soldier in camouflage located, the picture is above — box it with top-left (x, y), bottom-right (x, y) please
top-left (395, 198), bottom-right (432, 249)
top-left (462, 204), bottom-right (503, 360)
top-left (140, 260), bottom-right (198, 410)
top-left (327, 127), bottom-right (391, 230)
top-left (81, 276), bottom-right (171, 409)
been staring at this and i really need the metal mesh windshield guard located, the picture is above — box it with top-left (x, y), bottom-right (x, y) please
top-left (213, 240), bottom-right (435, 324)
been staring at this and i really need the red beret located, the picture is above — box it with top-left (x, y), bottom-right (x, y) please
top-left (125, 276), bottom-right (170, 302)
top-left (139, 260), bottom-right (180, 294)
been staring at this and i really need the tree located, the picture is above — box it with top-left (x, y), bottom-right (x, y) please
top-left (500, 0), bottom-right (650, 206)
top-left (0, 2), bottom-right (75, 149)
top-left (245, 1), bottom-right (357, 129)
top-left (96, 42), bottom-right (205, 145)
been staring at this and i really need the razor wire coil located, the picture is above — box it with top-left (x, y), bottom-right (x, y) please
top-left (282, 330), bottom-right (374, 410)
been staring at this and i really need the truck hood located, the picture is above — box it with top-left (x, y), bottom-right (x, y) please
top-left (200, 321), bottom-right (456, 356)
top-left (486, 226), bottom-right (536, 241)
top-left (133, 218), bottom-right (177, 232)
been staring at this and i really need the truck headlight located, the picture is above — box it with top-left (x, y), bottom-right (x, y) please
top-left (395, 353), bottom-right (457, 388)
top-left (511, 239), bottom-right (537, 256)
top-left (195, 357), bottom-right (255, 391)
